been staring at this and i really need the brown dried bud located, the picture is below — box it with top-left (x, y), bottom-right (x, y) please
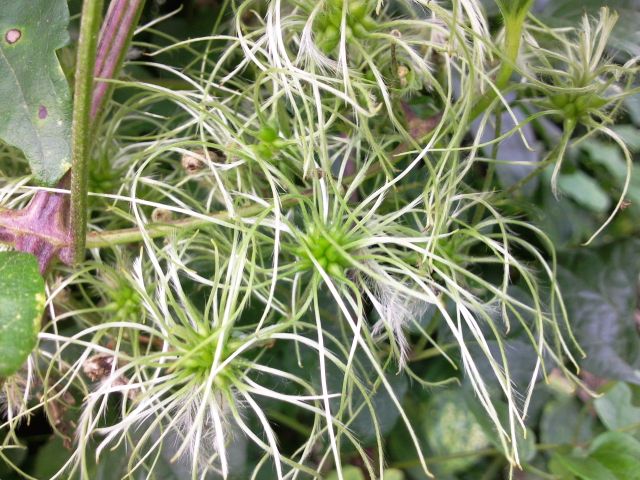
top-left (181, 148), bottom-right (219, 174)
top-left (181, 149), bottom-right (206, 174)
top-left (151, 208), bottom-right (173, 223)
top-left (83, 354), bottom-right (116, 381)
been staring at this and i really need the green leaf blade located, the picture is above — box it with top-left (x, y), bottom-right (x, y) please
top-left (0, 251), bottom-right (46, 377)
top-left (558, 239), bottom-right (640, 384)
top-left (550, 453), bottom-right (617, 480)
top-left (557, 171), bottom-right (611, 213)
top-left (588, 432), bottom-right (640, 479)
top-left (0, 0), bottom-right (72, 185)
top-left (594, 382), bottom-right (640, 431)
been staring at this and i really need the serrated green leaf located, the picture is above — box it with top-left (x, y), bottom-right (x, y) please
top-left (350, 372), bottom-right (408, 443)
top-left (464, 391), bottom-right (537, 464)
top-left (550, 431), bottom-right (640, 480)
top-left (625, 94), bottom-right (640, 126)
top-left (0, 251), bottom-right (45, 377)
top-left (536, 174), bottom-right (598, 246)
top-left (540, 397), bottom-right (596, 445)
top-left (610, 126), bottom-right (640, 152)
top-left (0, 445), bottom-right (27, 477)
top-left (558, 240), bottom-right (640, 384)
top-left (0, 0), bottom-right (72, 185)
top-left (548, 454), bottom-right (579, 479)
top-left (582, 140), bottom-right (628, 180)
top-left (28, 436), bottom-right (71, 480)
top-left (581, 139), bottom-right (640, 213)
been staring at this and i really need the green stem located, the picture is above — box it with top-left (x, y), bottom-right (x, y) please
top-left (409, 343), bottom-right (457, 363)
top-left (505, 118), bottom-right (576, 195)
top-left (472, 112), bottom-right (502, 224)
top-left (85, 202), bottom-right (275, 249)
top-left (470, 10), bottom-right (529, 121)
top-left (494, 20), bottom-right (524, 89)
top-left (84, 178), bottom-right (430, 249)
top-left (70, 0), bottom-right (104, 263)
top-left (267, 409), bottom-right (313, 437)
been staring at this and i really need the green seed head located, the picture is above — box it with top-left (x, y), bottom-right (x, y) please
top-left (550, 92), bottom-right (609, 123)
top-left (297, 226), bottom-right (354, 278)
top-left (171, 328), bottom-right (236, 385)
top-left (103, 278), bottom-right (143, 322)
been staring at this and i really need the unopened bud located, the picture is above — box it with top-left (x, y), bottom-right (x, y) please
top-left (397, 65), bottom-right (409, 87)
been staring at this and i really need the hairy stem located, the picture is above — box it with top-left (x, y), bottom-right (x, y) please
top-left (71, 0), bottom-right (146, 262)
top-left (70, 0), bottom-right (104, 262)
top-left (86, 202), bottom-right (282, 249)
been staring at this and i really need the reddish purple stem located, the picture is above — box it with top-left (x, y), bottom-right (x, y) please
top-left (94, 0), bottom-right (127, 77)
top-left (91, 0), bottom-right (143, 118)
top-left (0, 177), bottom-right (73, 273)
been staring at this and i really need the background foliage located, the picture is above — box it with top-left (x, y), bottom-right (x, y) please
top-left (1, 0), bottom-right (639, 479)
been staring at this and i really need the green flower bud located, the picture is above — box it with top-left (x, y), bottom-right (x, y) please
top-left (327, 262), bottom-right (344, 279)
top-left (318, 24), bottom-right (340, 53)
top-left (359, 16), bottom-right (377, 32)
top-left (258, 125), bottom-right (279, 143)
top-left (254, 143), bottom-right (274, 160)
top-left (550, 93), bottom-right (570, 109)
top-left (351, 22), bottom-right (369, 39)
top-left (349, 0), bottom-right (368, 20)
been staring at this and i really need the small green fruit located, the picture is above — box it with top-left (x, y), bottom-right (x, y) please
top-left (349, 0), bottom-right (368, 20)
top-left (258, 125), bottom-right (279, 143)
